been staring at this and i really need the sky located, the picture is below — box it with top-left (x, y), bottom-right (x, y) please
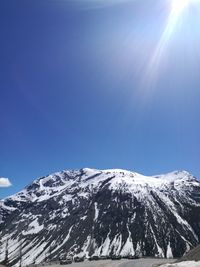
top-left (0, 0), bottom-right (200, 198)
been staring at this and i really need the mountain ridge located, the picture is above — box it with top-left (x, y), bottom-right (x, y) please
top-left (2, 168), bottom-right (197, 203)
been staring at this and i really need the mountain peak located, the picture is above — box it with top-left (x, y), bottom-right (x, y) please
top-left (154, 170), bottom-right (195, 182)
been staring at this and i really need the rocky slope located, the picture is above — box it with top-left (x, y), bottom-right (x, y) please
top-left (0, 168), bottom-right (200, 266)
top-left (180, 245), bottom-right (200, 261)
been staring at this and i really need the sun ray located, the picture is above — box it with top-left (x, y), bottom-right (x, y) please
top-left (142, 0), bottom-right (198, 94)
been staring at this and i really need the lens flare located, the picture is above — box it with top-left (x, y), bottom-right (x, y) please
top-left (142, 0), bottom-right (198, 93)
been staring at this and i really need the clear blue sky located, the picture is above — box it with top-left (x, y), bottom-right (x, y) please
top-left (1, 0), bottom-right (200, 198)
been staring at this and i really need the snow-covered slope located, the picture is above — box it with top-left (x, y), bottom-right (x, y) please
top-left (0, 168), bottom-right (200, 267)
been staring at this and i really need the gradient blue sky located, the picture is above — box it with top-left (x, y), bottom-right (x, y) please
top-left (1, 0), bottom-right (200, 198)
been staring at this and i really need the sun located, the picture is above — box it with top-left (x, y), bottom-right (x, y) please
top-left (171, 0), bottom-right (190, 15)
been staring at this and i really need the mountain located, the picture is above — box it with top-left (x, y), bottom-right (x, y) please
top-left (0, 168), bottom-right (200, 266)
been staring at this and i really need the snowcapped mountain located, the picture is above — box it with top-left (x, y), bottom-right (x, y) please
top-left (0, 168), bottom-right (200, 266)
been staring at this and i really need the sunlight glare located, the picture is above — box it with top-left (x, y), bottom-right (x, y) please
top-left (171, 0), bottom-right (190, 15)
top-left (142, 0), bottom-right (196, 94)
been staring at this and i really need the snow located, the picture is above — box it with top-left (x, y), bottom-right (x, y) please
top-left (4, 168), bottom-right (198, 206)
top-left (81, 235), bottom-right (92, 257)
top-left (102, 169), bottom-right (135, 175)
top-left (160, 261), bottom-right (200, 267)
top-left (82, 168), bottom-right (101, 177)
top-left (154, 170), bottom-right (193, 182)
top-left (0, 201), bottom-right (16, 211)
top-left (100, 231), bottom-right (111, 256)
top-left (166, 243), bottom-right (173, 258)
top-left (94, 202), bottom-right (99, 221)
top-left (62, 195), bottom-right (73, 201)
top-left (104, 234), bottom-right (123, 256)
top-left (79, 192), bottom-right (89, 198)
top-left (22, 218), bottom-right (43, 235)
top-left (120, 225), bottom-right (135, 256)
top-left (81, 215), bottom-right (87, 221)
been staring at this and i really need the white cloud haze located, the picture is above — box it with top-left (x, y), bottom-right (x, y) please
top-left (0, 177), bottom-right (12, 187)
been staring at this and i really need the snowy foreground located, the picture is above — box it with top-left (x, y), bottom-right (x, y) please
top-left (160, 261), bottom-right (200, 267)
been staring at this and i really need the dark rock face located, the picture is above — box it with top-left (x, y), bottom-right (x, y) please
top-left (0, 168), bottom-right (200, 266)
